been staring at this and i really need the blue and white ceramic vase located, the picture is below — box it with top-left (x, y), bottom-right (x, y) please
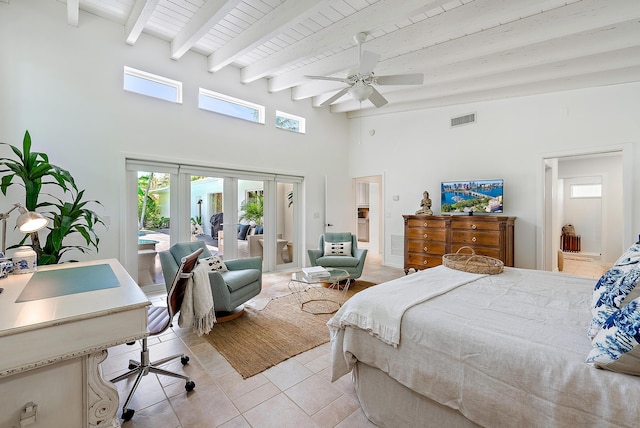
top-left (12, 246), bottom-right (37, 274)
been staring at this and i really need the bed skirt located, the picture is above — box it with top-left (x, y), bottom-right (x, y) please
top-left (353, 362), bottom-right (480, 428)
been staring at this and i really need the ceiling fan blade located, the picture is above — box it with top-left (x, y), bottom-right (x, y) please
top-left (368, 87), bottom-right (388, 108)
top-left (358, 50), bottom-right (380, 75)
top-left (375, 73), bottom-right (424, 85)
top-left (320, 87), bottom-right (350, 107)
top-left (305, 75), bottom-right (349, 83)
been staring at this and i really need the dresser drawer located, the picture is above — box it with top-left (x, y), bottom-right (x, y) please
top-left (406, 218), bottom-right (447, 229)
top-left (452, 219), bottom-right (502, 231)
top-left (406, 228), bottom-right (448, 242)
top-left (452, 230), bottom-right (500, 247)
top-left (451, 244), bottom-right (501, 260)
top-left (406, 240), bottom-right (447, 255)
top-left (406, 253), bottom-right (443, 269)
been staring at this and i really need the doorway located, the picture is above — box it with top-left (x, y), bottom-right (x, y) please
top-left (541, 149), bottom-right (627, 272)
top-left (354, 175), bottom-right (382, 255)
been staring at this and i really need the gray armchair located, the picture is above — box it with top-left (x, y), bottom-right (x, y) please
top-left (159, 241), bottom-right (262, 321)
top-left (307, 232), bottom-right (367, 280)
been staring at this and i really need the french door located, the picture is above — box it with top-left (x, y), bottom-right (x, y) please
top-left (125, 159), bottom-right (301, 291)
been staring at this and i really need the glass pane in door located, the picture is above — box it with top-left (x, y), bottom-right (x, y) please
top-left (239, 179), bottom-right (264, 260)
top-left (190, 176), bottom-right (224, 256)
top-left (137, 171), bottom-right (171, 286)
top-left (277, 182), bottom-right (294, 266)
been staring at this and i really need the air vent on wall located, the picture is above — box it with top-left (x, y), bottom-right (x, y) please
top-left (451, 113), bottom-right (476, 127)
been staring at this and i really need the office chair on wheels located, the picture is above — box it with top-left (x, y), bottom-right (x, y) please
top-left (110, 248), bottom-right (203, 421)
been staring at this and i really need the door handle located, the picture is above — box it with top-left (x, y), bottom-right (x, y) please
top-left (326, 223), bottom-right (333, 227)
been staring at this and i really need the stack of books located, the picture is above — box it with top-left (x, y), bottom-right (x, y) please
top-left (302, 266), bottom-right (330, 280)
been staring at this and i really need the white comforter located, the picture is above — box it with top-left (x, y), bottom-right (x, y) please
top-left (329, 267), bottom-right (640, 427)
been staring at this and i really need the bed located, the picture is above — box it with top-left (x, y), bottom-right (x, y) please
top-left (328, 256), bottom-right (640, 427)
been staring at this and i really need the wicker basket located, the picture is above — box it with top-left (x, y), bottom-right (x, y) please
top-left (442, 246), bottom-right (504, 274)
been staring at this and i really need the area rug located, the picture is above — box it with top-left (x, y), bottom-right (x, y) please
top-left (203, 281), bottom-right (375, 379)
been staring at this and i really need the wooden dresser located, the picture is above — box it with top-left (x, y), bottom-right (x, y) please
top-left (403, 215), bottom-right (515, 274)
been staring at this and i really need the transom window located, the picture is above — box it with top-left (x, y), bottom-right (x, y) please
top-left (123, 66), bottom-right (182, 103)
top-left (276, 110), bottom-right (306, 133)
top-left (570, 183), bottom-right (602, 198)
top-left (199, 88), bottom-right (265, 124)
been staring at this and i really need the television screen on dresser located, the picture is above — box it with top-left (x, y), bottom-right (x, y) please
top-left (441, 179), bottom-right (504, 214)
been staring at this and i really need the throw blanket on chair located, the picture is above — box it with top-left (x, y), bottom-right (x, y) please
top-left (178, 262), bottom-right (216, 336)
top-left (328, 266), bottom-right (486, 347)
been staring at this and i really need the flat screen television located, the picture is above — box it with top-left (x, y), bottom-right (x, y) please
top-left (441, 179), bottom-right (504, 214)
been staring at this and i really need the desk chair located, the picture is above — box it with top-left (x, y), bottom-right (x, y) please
top-left (110, 248), bottom-right (202, 421)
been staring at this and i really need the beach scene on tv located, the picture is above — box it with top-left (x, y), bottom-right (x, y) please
top-left (441, 179), bottom-right (504, 213)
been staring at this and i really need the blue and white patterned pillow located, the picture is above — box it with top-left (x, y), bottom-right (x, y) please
top-left (586, 297), bottom-right (640, 376)
top-left (200, 255), bottom-right (228, 272)
top-left (588, 244), bottom-right (640, 339)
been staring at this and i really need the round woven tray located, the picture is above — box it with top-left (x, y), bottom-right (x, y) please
top-left (442, 246), bottom-right (504, 274)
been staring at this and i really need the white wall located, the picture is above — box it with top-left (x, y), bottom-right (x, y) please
top-left (348, 84), bottom-right (640, 269)
top-left (0, 1), bottom-right (350, 266)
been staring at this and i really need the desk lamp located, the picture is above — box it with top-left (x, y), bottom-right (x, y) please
top-left (0, 203), bottom-right (48, 254)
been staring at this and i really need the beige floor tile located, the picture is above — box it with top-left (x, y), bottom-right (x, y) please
top-left (312, 394), bottom-right (362, 428)
top-left (217, 415), bottom-right (252, 428)
top-left (120, 400), bottom-right (181, 428)
top-left (335, 407), bottom-right (378, 428)
top-left (232, 381), bottom-right (281, 413)
top-left (243, 393), bottom-right (320, 428)
top-left (216, 369), bottom-right (270, 400)
top-left (262, 357), bottom-right (314, 391)
top-left (284, 373), bottom-right (344, 415)
top-left (170, 378), bottom-right (240, 427)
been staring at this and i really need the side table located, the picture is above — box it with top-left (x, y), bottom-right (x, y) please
top-left (288, 268), bottom-right (351, 314)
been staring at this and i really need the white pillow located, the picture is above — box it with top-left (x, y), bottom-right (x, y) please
top-left (200, 255), bottom-right (228, 272)
top-left (324, 241), bottom-right (352, 256)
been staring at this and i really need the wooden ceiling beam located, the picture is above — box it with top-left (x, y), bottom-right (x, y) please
top-left (208, 0), bottom-right (331, 73)
top-left (124, 0), bottom-right (159, 45)
top-left (170, 0), bottom-right (242, 60)
top-left (240, 0), bottom-right (449, 83)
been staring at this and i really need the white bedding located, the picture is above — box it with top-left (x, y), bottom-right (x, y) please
top-left (329, 267), bottom-right (640, 427)
top-left (328, 266), bottom-right (486, 346)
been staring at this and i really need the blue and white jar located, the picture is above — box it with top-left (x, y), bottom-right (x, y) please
top-left (12, 246), bottom-right (37, 274)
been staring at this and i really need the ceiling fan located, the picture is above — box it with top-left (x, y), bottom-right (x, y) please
top-left (306, 32), bottom-right (424, 108)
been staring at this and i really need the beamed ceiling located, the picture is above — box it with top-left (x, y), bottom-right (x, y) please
top-left (60, 0), bottom-right (640, 114)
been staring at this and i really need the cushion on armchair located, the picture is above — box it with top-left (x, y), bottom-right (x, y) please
top-left (324, 241), bottom-right (352, 256)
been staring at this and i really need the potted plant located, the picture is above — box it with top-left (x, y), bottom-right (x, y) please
top-left (239, 194), bottom-right (264, 225)
top-left (0, 130), bottom-right (104, 264)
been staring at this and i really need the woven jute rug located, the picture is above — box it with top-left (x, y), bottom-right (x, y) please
top-left (203, 281), bottom-right (375, 379)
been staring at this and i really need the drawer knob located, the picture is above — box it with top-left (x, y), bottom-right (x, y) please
top-left (471, 224), bottom-right (477, 230)
top-left (423, 233), bottom-right (428, 238)
top-left (423, 246), bottom-right (428, 252)
top-left (423, 222), bottom-right (428, 227)
top-left (423, 260), bottom-right (428, 265)
top-left (472, 237), bottom-right (477, 242)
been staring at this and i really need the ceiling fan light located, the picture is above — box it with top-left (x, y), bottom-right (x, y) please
top-left (350, 84), bottom-right (373, 101)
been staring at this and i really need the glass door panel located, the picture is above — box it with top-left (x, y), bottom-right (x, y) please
top-left (190, 176), bottom-right (224, 256)
top-left (277, 182), bottom-right (294, 266)
top-left (136, 171), bottom-right (171, 286)
top-left (239, 179), bottom-right (264, 260)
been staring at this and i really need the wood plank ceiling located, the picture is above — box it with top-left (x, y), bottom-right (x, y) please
top-left (65, 0), bottom-right (640, 114)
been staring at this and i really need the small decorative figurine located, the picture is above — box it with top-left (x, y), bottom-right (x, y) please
top-left (415, 191), bottom-right (433, 215)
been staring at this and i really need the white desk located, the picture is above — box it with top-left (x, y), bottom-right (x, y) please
top-left (0, 259), bottom-right (150, 428)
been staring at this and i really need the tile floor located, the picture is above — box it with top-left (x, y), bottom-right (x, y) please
top-left (103, 252), bottom-right (607, 427)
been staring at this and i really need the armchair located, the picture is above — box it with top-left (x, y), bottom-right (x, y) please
top-left (159, 241), bottom-right (262, 321)
top-left (307, 232), bottom-right (367, 280)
